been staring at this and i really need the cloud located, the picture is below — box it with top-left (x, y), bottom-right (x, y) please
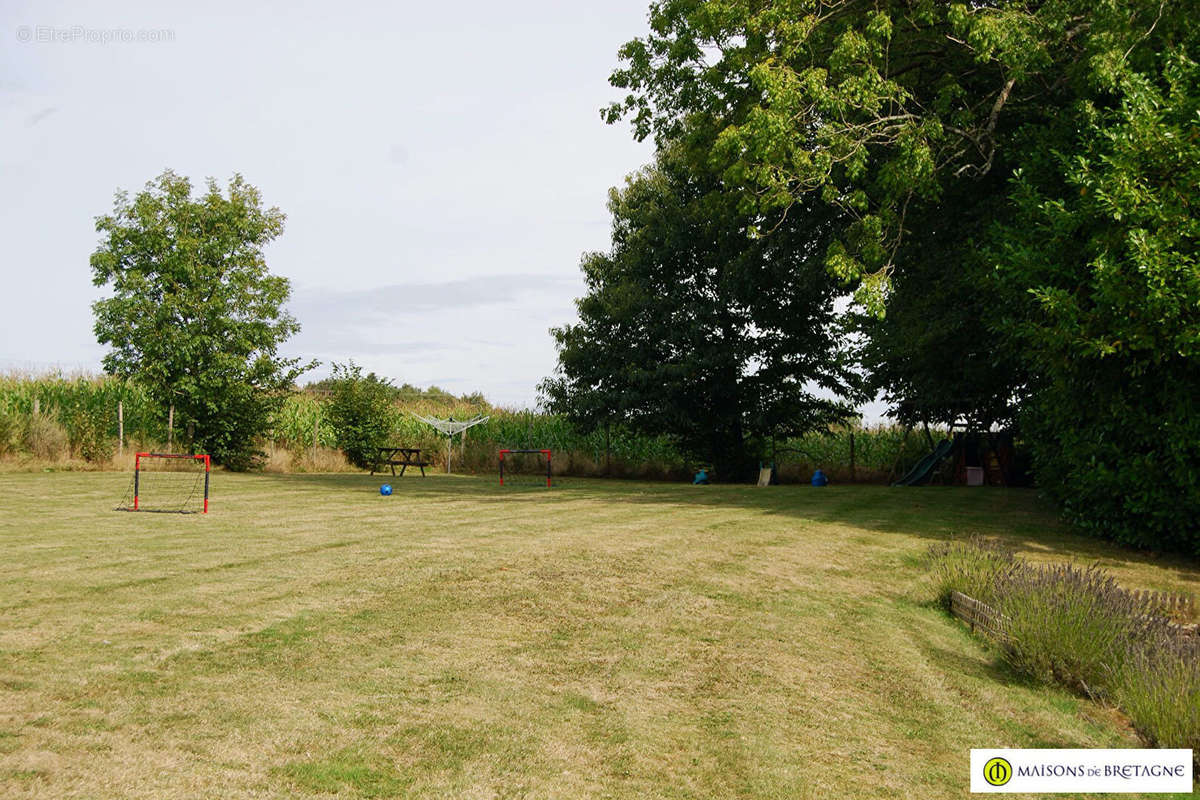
top-left (26, 107), bottom-right (58, 127)
top-left (288, 273), bottom-right (578, 328)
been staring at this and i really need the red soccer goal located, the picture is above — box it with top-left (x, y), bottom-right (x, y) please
top-left (116, 453), bottom-right (211, 514)
top-left (498, 449), bottom-right (552, 487)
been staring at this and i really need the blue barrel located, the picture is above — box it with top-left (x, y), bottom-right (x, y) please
top-left (811, 469), bottom-right (828, 487)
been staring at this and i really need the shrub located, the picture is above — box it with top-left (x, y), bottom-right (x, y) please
top-left (930, 540), bottom-right (1199, 755)
top-left (1114, 634), bottom-right (1200, 757)
top-left (927, 537), bottom-right (1016, 608)
top-left (0, 408), bottom-right (19, 456)
top-left (994, 564), bottom-right (1169, 697)
top-left (66, 406), bottom-right (115, 463)
top-left (326, 362), bottom-right (398, 470)
top-left (23, 413), bottom-right (69, 460)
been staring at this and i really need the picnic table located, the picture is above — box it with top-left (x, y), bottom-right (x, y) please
top-left (371, 447), bottom-right (429, 477)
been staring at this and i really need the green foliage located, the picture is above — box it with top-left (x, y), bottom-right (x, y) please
top-left (854, 180), bottom-right (1027, 430)
top-left (64, 403), bottom-right (113, 463)
top-left (610, 0), bottom-right (1198, 549)
top-left (1115, 638), bottom-right (1200, 756)
top-left (91, 170), bottom-right (313, 469)
top-left (325, 363), bottom-right (399, 469)
top-left (0, 408), bottom-right (20, 457)
top-left (543, 149), bottom-right (860, 479)
top-left (22, 413), bottom-right (69, 460)
top-left (930, 540), bottom-right (1198, 753)
top-left (995, 564), bottom-right (1165, 695)
top-left (995, 46), bottom-right (1200, 553)
top-left (927, 538), bottom-right (1016, 609)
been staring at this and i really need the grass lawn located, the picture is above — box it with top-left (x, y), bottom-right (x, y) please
top-left (0, 472), bottom-right (1195, 798)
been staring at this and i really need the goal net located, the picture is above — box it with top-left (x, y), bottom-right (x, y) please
top-left (498, 449), bottom-right (552, 487)
top-left (116, 453), bottom-right (211, 514)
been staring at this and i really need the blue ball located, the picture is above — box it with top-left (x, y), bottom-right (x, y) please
top-left (380, 484), bottom-right (393, 496)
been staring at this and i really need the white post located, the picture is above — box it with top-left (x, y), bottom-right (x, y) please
top-left (118, 400), bottom-right (124, 456)
top-left (446, 436), bottom-right (452, 474)
top-left (167, 405), bottom-right (174, 453)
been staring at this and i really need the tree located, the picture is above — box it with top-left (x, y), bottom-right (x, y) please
top-left (853, 175), bottom-right (1027, 432)
top-left (542, 149), bottom-right (861, 479)
top-left (606, 0), bottom-right (1177, 309)
top-left (325, 362), bottom-right (399, 470)
top-left (91, 170), bottom-right (312, 470)
top-left (991, 46), bottom-right (1200, 553)
top-left (608, 0), bottom-right (1199, 551)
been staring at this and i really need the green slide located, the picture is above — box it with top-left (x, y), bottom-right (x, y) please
top-left (892, 438), bottom-right (954, 486)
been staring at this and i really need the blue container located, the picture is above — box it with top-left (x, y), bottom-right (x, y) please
top-left (811, 469), bottom-right (828, 487)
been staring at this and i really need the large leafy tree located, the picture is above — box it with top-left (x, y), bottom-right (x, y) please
top-left (854, 175), bottom-right (1027, 431)
top-left (92, 170), bottom-right (312, 469)
top-left (606, 0), bottom-right (1174, 307)
top-left (607, 1), bottom-right (1198, 550)
top-left (542, 149), bottom-right (861, 479)
top-left (992, 47), bottom-right (1200, 553)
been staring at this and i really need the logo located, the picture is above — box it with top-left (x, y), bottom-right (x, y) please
top-left (983, 757), bottom-right (1013, 786)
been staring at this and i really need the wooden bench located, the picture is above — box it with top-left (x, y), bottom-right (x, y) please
top-left (371, 447), bottom-right (430, 477)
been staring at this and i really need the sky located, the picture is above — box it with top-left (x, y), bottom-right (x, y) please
top-left (1, 1), bottom-right (888, 419)
top-left (1, 0), bottom-right (658, 407)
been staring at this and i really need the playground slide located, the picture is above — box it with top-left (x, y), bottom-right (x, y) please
top-left (892, 438), bottom-right (954, 486)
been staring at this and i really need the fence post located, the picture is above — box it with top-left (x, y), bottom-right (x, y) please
top-left (118, 400), bottom-right (124, 456)
top-left (167, 405), bottom-right (174, 453)
top-left (312, 416), bottom-right (319, 460)
top-left (33, 396), bottom-right (40, 416)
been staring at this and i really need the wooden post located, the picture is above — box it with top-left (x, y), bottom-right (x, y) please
top-left (167, 405), bottom-right (174, 453)
top-left (446, 436), bottom-right (452, 474)
top-left (33, 397), bottom-right (39, 416)
top-left (118, 400), bottom-right (124, 456)
top-left (312, 416), bottom-right (319, 460)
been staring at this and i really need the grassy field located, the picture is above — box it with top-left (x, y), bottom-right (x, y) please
top-left (0, 473), bottom-right (1195, 799)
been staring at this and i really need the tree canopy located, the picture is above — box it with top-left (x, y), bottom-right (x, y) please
top-left (91, 170), bottom-right (311, 469)
top-left (597, 0), bottom-right (1199, 551)
top-left (542, 149), bottom-right (861, 479)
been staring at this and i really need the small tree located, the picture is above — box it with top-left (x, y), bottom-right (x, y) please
top-left (91, 170), bottom-right (312, 470)
top-left (326, 362), bottom-right (398, 469)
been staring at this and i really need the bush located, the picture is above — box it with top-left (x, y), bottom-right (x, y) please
top-left (23, 413), bottom-right (69, 460)
top-left (66, 406), bottom-right (114, 463)
top-left (0, 408), bottom-right (19, 456)
top-left (994, 564), bottom-right (1169, 697)
top-left (927, 537), bottom-right (1016, 608)
top-left (1115, 635), bottom-right (1200, 756)
top-left (326, 362), bottom-right (398, 470)
top-left (930, 540), bottom-right (1199, 755)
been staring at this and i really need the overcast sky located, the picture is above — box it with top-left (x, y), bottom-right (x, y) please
top-left (2, 1), bottom-right (888, 420)
top-left (1, 0), bottom-right (660, 407)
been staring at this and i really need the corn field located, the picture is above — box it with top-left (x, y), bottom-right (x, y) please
top-left (0, 372), bottom-right (934, 481)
